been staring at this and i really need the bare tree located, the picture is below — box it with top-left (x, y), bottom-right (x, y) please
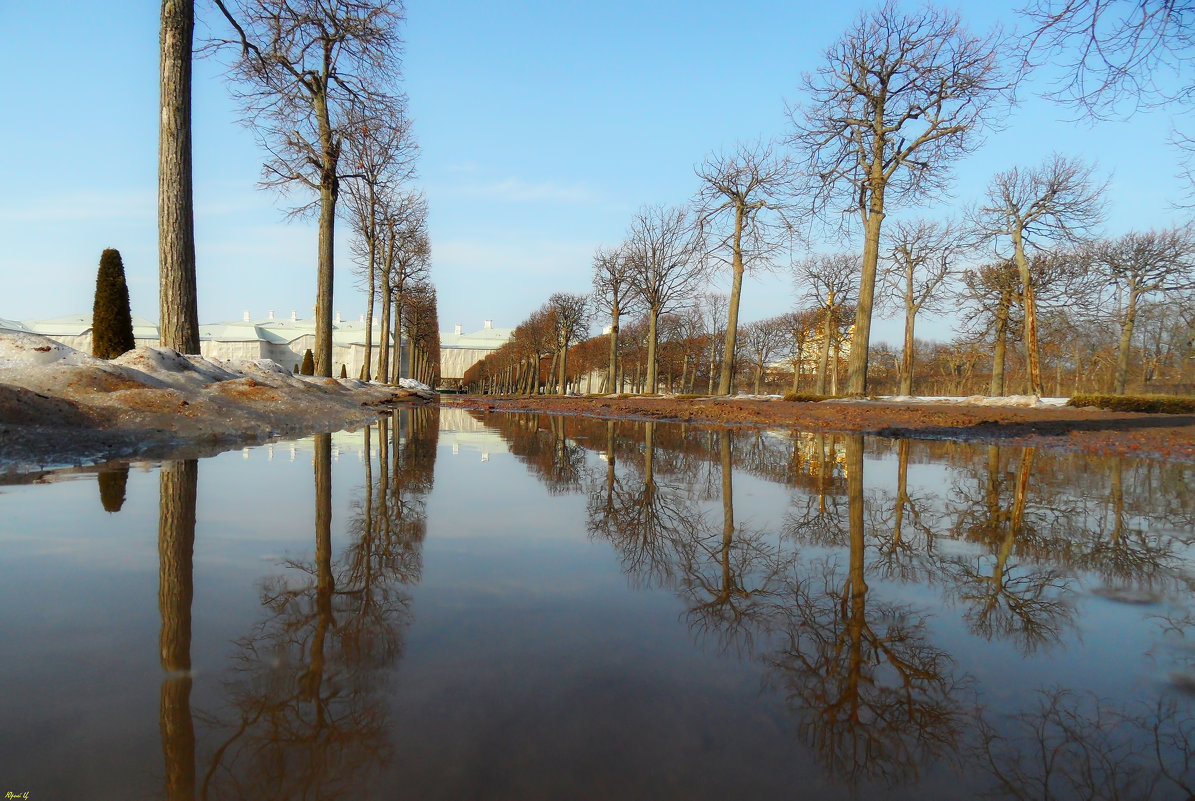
top-left (625, 205), bottom-right (704, 393)
top-left (1022, 0), bottom-right (1195, 114)
top-left (159, 0), bottom-right (200, 354)
top-left (379, 191), bottom-right (429, 382)
top-left (739, 316), bottom-right (789, 394)
top-left (344, 108), bottom-right (417, 380)
top-left (547, 292), bottom-right (590, 395)
top-left (591, 245), bottom-right (637, 393)
top-left (695, 139), bottom-right (795, 395)
top-left (960, 260), bottom-right (1023, 396)
top-left (212, 0), bottom-right (406, 376)
top-left (787, 0), bottom-right (1014, 395)
top-left (782, 307), bottom-right (823, 393)
top-left (797, 252), bottom-right (859, 395)
top-left (700, 292), bottom-right (729, 394)
top-left (972, 154), bottom-right (1106, 395)
top-left (882, 219), bottom-right (963, 395)
top-left (1087, 225), bottom-right (1195, 392)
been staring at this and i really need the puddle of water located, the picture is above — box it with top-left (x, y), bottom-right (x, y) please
top-left (2, 406), bottom-right (1194, 799)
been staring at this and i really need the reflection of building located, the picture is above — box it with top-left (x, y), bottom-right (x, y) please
top-left (437, 407), bottom-right (507, 461)
top-left (438, 321), bottom-right (514, 385)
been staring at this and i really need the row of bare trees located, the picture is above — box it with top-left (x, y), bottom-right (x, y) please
top-left (156, 0), bottom-right (438, 381)
top-left (486, 1), bottom-right (1192, 398)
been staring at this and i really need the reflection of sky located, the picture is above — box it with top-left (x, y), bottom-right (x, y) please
top-left (1, 419), bottom-right (1194, 799)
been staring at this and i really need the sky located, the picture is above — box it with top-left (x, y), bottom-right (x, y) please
top-left (1, 0), bottom-right (1191, 347)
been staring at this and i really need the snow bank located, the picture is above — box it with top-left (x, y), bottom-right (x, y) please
top-left (0, 332), bottom-right (113, 369)
top-left (874, 394), bottom-right (1069, 408)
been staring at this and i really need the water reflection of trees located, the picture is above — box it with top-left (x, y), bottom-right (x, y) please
top-left (558, 417), bottom-right (1195, 792)
top-left (159, 459), bottom-right (198, 801)
top-left (769, 436), bottom-right (967, 786)
top-left (199, 407), bottom-right (437, 799)
top-left (972, 690), bottom-right (1195, 800)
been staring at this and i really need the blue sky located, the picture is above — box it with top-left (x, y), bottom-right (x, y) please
top-left (1, 0), bottom-right (1190, 345)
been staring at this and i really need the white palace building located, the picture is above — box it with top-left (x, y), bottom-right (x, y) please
top-left (1, 312), bottom-right (513, 386)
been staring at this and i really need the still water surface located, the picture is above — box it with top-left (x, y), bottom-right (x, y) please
top-left (2, 407), bottom-right (1195, 799)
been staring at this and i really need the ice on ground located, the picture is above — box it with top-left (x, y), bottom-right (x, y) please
top-left (875, 394), bottom-right (1069, 408)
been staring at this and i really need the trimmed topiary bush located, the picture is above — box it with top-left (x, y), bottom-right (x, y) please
top-left (92, 248), bottom-right (136, 359)
top-left (340, 363), bottom-right (347, 378)
top-left (300, 349), bottom-right (315, 375)
top-left (1067, 394), bottom-right (1195, 414)
top-left (97, 466), bottom-right (129, 513)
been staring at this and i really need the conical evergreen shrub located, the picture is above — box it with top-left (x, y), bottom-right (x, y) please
top-left (92, 248), bottom-right (136, 359)
top-left (300, 348), bottom-right (315, 375)
top-left (340, 364), bottom-right (347, 378)
top-left (97, 466), bottom-right (129, 513)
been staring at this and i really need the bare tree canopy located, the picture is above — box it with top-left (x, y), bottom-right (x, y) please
top-left (972, 153), bottom-right (1107, 395)
top-left (695, 138), bottom-right (796, 395)
top-left (625, 204), bottom-right (704, 393)
top-left (1086, 224), bottom-right (1195, 391)
top-left (1021, 0), bottom-right (1195, 114)
top-left (787, 0), bottom-right (1014, 395)
top-left (211, 0), bottom-right (407, 376)
top-left (545, 292), bottom-right (590, 395)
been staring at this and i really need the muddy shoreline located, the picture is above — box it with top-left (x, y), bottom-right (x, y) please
top-left (444, 394), bottom-right (1195, 463)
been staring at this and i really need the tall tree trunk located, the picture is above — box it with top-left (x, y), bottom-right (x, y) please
top-left (607, 305), bottom-right (620, 393)
top-left (377, 231), bottom-right (393, 383)
top-left (1114, 286), bottom-right (1139, 395)
top-left (900, 292), bottom-right (917, 395)
top-left (815, 299), bottom-right (833, 395)
top-left (314, 91), bottom-right (337, 378)
top-left (362, 196), bottom-right (376, 381)
top-left (557, 342), bottom-right (569, 396)
top-left (158, 0), bottom-right (200, 354)
top-left (846, 178), bottom-right (886, 395)
top-left (1011, 231), bottom-right (1043, 396)
top-left (990, 289), bottom-right (1011, 396)
top-left (718, 204), bottom-right (746, 395)
top-left (645, 308), bottom-right (660, 393)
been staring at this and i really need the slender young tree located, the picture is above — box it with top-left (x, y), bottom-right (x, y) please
top-left (972, 154), bottom-right (1106, 395)
top-left (212, 0), bottom-right (407, 376)
top-left (592, 245), bottom-right (637, 394)
top-left (787, 0), bottom-right (1013, 395)
top-left (625, 205), bottom-right (704, 393)
top-left (159, 0), bottom-right (200, 354)
top-left (881, 219), bottom-right (962, 395)
top-left (344, 108), bottom-right (417, 380)
top-left (382, 191), bottom-right (429, 382)
top-left (695, 139), bottom-right (794, 395)
top-left (797, 252), bottom-right (859, 395)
